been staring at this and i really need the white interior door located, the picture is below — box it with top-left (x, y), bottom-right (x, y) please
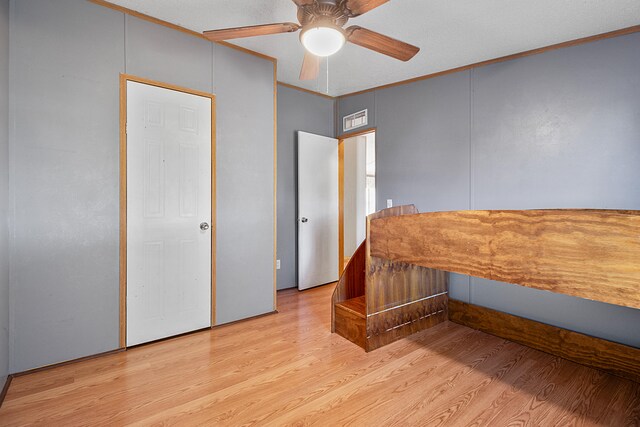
top-left (127, 81), bottom-right (212, 346)
top-left (297, 131), bottom-right (339, 290)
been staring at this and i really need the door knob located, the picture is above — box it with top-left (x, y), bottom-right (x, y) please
top-left (200, 222), bottom-right (210, 231)
top-left (300, 217), bottom-right (308, 223)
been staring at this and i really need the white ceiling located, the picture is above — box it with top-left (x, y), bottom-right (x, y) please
top-left (108, 0), bottom-right (640, 96)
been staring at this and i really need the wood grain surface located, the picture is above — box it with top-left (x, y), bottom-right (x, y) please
top-left (1, 285), bottom-right (638, 426)
top-left (449, 299), bottom-right (640, 384)
top-left (364, 206), bottom-right (449, 348)
top-left (334, 300), bottom-right (367, 349)
top-left (344, 0), bottom-right (389, 16)
top-left (338, 240), bottom-right (366, 302)
top-left (346, 26), bottom-right (420, 61)
top-left (334, 296), bottom-right (366, 349)
top-left (367, 293), bottom-right (449, 351)
top-left (331, 240), bottom-right (366, 332)
top-left (203, 23), bottom-right (300, 41)
top-left (366, 205), bottom-right (423, 313)
top-left (370, 209), bottom-right (640, 309)
top-left (337, 295), bottom-right (366, 317)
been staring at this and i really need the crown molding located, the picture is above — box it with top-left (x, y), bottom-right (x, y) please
top-left (88, 0), bottom-right (277, 63)
top-left (337, 25), bottom-right (640, 99)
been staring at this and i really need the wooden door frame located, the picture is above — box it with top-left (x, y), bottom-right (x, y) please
top-left (119, 74), bottom-right (217, 349)
top-left (338, 127), bottom-right (376, 275)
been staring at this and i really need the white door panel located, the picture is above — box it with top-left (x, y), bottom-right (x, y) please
top-left (297, 131), bottom-right (339, 290)
top-left (127, 81), bottom-right (212, 346)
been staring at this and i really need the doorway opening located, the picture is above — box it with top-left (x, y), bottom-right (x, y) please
top-left (339, 130), bottom-right (376, 271)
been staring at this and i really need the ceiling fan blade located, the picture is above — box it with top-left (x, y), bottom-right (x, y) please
top-left (291, 0), bottom-right (315, 6)
top-left (203, 22), bottom-right (300, 41)
top-left (299, 51), bottom-right (320, 80)
top-left (346, 26), bottom-right (420, 61)
top-left (343, 0), bottom-right (389, 16)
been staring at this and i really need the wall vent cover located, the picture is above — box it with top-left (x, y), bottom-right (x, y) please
top-left (343, 109), bottom-right (368, 132)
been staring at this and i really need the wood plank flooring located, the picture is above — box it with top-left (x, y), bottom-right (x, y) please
top-left (1, 284), bottom-right (639, 426)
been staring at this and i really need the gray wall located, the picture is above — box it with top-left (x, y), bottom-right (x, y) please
top-left (8, 0), bottom-right (275, 373)
top-left (215, 45), bottom-right (275, 322)
top-left (0, 0), bottom-right (9, 389)
top-left (276, 84), bottom-right (335, 290)
top-left (338, 32), bottom-right (640, 347)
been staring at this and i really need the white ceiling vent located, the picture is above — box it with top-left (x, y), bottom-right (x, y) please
top-left (343, 109), bottom-right (368, 132)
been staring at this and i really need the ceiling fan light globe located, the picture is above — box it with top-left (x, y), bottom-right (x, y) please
top-left (301, 26), bottom-right (345, 57)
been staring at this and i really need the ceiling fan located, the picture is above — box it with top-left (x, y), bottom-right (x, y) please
top-left (202, 0), bottom-right (420, 80)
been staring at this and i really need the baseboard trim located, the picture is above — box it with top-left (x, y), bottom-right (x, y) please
top-left (0, 375), bottom-right (12, 408)
top-left (126, 327), bottom-right (214, 350)
top-left (212, 310), bottom-right (279, 329)
top-left (11, 348), bottom-right (126, 379)
top-left (449, 299), bottom-right (640, 383)
top-left (8, 311), bottom-right (280, 383)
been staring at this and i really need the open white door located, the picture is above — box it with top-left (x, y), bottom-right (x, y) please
top-left (297, 131), bottom-right (339, 290)
top-left (126, 81), bottom-right (212, 346)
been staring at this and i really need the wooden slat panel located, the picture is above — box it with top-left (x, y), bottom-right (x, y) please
top-left (364, 205), bottom-right (449, 349)
top-left (370, 209), bottom-right (640, 309)
top-left (366, 206), bottom-right (448, 314)
top-left (449, 299), bottom-right (640, 383)
top-left (367, 261), bottom-right (447, 314)
top-left (367, 293), bottom-right (448, 351)
top-left (365, 205), bottom-right (419, 314)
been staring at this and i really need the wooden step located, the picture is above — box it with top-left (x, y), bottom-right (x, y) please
top-left (335, 295), bottom-right (366, 318)
top-left (334, 296), bottom-right (366, 349)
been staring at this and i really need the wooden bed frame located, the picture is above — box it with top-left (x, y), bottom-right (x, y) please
top-left (332, 206), bottom-right (640, 383)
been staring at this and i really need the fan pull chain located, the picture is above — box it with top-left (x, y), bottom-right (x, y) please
top-left (326, 56), bottom-right (330, 94)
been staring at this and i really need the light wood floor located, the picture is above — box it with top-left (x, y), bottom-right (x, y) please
top-left (1, 284), bottom-right (639, 426)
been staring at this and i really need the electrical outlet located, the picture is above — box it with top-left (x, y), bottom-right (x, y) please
top-left (276, 259), bottom-right (281, 270)
top-left (387, 199), bottom-right (393, 208)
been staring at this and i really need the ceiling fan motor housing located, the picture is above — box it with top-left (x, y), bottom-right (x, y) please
top-left (297, 1), bottom-right (350, 28)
